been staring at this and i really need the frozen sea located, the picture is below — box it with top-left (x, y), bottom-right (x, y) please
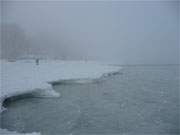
top-left (0, 65), bottom-right (179, 135)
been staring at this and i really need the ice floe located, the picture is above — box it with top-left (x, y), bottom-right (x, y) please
top-left (0, 60), bottom-right (121, 135)
top-left (0, 60), bottom-right (121, 112)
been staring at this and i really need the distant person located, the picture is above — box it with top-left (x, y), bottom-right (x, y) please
top-left (36, 58), bottom-right (39, 65)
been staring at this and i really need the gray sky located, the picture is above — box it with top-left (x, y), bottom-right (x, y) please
top-left (1, 0), bottom-right (179, 64)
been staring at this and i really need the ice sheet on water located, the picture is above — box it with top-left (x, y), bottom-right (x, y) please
top-left (0, 60), bottom-right (120, 135)
top-left (0, 60), bottom-right (121, 113)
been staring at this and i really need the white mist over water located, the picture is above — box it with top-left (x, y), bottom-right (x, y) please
top-left (1, 1), bottom-right (179, 64)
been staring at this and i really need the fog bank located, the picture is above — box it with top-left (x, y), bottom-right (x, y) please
top-left (1, 0), bottom-right (179, 64)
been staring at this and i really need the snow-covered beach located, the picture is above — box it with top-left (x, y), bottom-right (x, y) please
top-left (0, 60), bottom-right (121, 112)
top-left (0, 128), bottom-right (41, 135)
top-left (1, 64), bottom-right (178, 135)
top-left (0, 60), bottom-right (121, 135)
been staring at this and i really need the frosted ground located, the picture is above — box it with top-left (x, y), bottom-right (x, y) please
top-left (0, 60), bottom-right (121, 135)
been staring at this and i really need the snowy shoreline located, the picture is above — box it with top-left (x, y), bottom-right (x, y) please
top-left (1, 60), bottom-right (120, 100)
top-left (0, 128), bottom-right (41, 135)
top-left (0, 60), bottom-right (121, 135)
top-left (0, 60), bottom-right (121, 112)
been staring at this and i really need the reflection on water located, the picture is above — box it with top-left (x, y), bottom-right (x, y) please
top-left (1, 65), bottom-right (179, 135)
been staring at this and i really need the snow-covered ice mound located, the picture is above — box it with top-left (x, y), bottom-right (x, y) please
top-left (0, 60), bottom-right (121, 113)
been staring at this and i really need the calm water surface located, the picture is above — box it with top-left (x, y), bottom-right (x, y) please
top-left (1, 65), bottom-right (179, 135)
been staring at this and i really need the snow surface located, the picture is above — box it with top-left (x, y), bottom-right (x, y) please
top-left (0, 60), bottom-right (121, 113)
top-left (0, 60), bottom-right (120, 135)
top-left (0, 128), bottom-right (40, 135)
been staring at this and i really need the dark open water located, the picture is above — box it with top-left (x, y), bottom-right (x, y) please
top-left (1, 65), bottom-right (179, 135)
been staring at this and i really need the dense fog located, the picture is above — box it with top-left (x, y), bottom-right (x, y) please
top-left (0, 0), bottom-right (179, 64)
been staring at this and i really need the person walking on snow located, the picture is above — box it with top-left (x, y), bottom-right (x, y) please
top-left (36, 58), bottom-right (39, 65)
